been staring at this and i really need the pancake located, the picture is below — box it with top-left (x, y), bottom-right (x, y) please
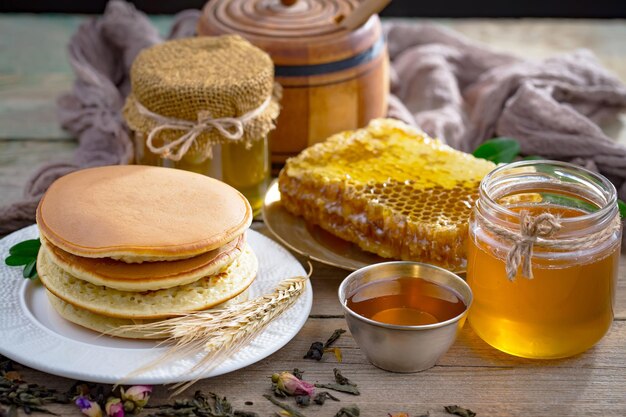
top-left (41, 234), bottom-right (246, 292)
top-left (36, 165), bottom-right (252, 260)
top-left (38, 244), bottom-right (258, 319)
top-left (46, 290), bottom-right (250, 340)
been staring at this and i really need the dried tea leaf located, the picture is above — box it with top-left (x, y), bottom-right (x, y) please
top-left (304, 329), bottom-right (346, 361)
top-left (292, 369), bottom-right (304, 380)
top-left (314, 384), bottom-right (360, 396)
top-left (303, 342), bottom-right (324, 361)
top-left (264, 395), bottom-right (307, 417)
top-left (273, 385), bottom-right (287, 398)
top-left (334, 405), bottom-right (360, 417)
top-left (147, 391), bottom-right (241, 417)
top-left (324, 329), bottom-right (346, 348)
top-left (333, 369), bottom-right (355, 386)
top-left (209, 392), bottom-right (233, 415)
top-left (0, 405), bottom-right (17, 417)
top-left (234, 411), bottom-right (259, 417)
top-left (313, 392), bottom-right (340, 405)
top-left (444, 405), bottom-right (476, 417)
top-left (0, 373), bottom-right (67, 416)
top-left (295, 395), bottom-right (310, 407)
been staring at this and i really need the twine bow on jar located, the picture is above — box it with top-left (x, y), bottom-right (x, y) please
top-left (122, 36), bottom-right (279, 163)
top-left (479, 209), bottom-right (621, 281)
top-left (504, 210), bottom-right (561, 280)
top-left (134, 96), bottom-right (272, 162)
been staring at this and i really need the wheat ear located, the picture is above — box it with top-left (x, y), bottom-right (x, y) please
top-left (111, 269), bottom-right (310, 395)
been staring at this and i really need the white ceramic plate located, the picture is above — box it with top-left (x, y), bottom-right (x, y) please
top-left (0, 225), bottom-right (312, 384)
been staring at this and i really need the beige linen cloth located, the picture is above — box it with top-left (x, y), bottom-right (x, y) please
top-left (2, 1), bottom-right (626, 236)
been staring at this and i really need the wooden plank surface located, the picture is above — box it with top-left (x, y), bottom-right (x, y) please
top-left (0, 14), bottom-right (174, 140)
top-left (1, 223), bottom-right (625, 417)
top-left (1, 15), bottom-right (626, 417)
top-left (12, 317), bottom-right (626, 417)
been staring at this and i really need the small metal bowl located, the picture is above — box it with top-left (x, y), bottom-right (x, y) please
top-left (338, 262), bottom-right (472, 373)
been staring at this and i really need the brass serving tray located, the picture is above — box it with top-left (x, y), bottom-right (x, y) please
top-left (262, 181), bottom-right (387, 271)
top-left (263, 181), bottom-right (467, 275)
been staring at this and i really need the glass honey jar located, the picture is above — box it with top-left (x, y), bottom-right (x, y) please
top-left (123, 35), bottom-right (280, 215)
top-left (132, 132), bottom-right (270, 215)
top-left (467, 160), bottom-right (621, 359)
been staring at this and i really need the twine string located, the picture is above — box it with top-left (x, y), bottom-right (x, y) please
top-left (505, 210), bottom-right (561, 280)
top-left (135, 95), bottom-right (272, 161)
top-left (478, 209), bottom-right (621, 281)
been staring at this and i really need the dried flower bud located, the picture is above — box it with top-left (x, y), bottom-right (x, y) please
top-left (122, 400), bottom-right (135, 413)
top-left (271, 372), bottom-right (315, 397)
top-left (75, 396), bottom-right (103, 417)
top-left (105, 398), bottom-right (125, 417)
top-left (121, 385), bottom-right (152, 411)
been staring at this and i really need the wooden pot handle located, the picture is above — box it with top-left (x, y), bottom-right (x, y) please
top-left (336, 0), bottom-right (391, 31)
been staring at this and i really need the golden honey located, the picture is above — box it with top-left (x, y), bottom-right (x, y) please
top-left (467, 161), bottom-right (621, 359)
top-left (279, 118), bottom-right (496, 270)
top-left (134, 133), bottom-right (269, 215)
top-left (346, 277), bottom-right (466, 326)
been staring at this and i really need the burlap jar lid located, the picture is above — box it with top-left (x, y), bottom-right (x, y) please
top-left (123, 35), bottom-right (280, 162)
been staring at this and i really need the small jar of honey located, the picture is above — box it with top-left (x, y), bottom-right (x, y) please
top-left (123, 35), bottom-right (280, 215)
top-left (467, 160), bottom-right (621, 359)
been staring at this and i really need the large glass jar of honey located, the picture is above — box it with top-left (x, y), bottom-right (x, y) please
top-left (467, 160), bottom-right (621, 359)
top-left (123, 35), bottom-right (280, 215)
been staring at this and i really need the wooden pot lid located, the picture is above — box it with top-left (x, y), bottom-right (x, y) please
top-left (198, 0), bottom-right (383, 66)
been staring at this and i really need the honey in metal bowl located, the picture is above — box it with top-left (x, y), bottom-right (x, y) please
top-left (339, 262), bottom-right (472, 373)
top-left (346, 277), bottom-right (466, 326)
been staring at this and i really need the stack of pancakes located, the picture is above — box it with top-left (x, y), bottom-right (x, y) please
top-left (36, 165), bottom-right (257, 339)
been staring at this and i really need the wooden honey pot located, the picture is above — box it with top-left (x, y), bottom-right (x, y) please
top-left (198, 0), bottom-right (390, 166)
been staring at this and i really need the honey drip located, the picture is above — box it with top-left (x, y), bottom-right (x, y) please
top-left (346, 277), bottom-right (466, 326)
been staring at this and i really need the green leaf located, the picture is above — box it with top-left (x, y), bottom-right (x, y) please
top-left (5, 255), bottom-right (33, 266)
top-left (9, 239), bottom-right (41, 257)
top-left (472, 137), bottom-right (521, 164)
top-left (540, 193), bottom-right (599, 214)
top-left (522, 155), bottom-right (544, 160)
top-left (22, 259), bottom-right (37, 279)
top-left (618, 200), bottom-right (626, 219)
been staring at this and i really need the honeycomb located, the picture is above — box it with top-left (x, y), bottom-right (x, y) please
top-left (278, 118), bottom-right (496, 270)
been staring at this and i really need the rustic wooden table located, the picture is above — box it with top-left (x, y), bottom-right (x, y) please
top-left (1, 15), bottom-right (626, 416)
